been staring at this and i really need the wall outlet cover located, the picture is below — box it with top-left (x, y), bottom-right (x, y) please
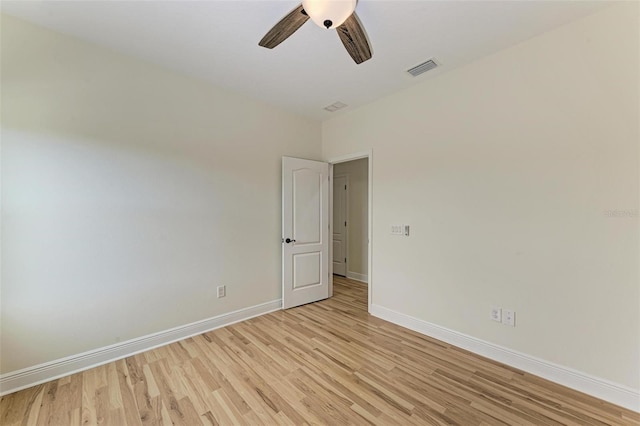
top-left (502, 309), bottom-right (515, 327)
top-left (490, 306), bottom-right (502, 322)
top-left (217, 285), bottom-right (226, 298)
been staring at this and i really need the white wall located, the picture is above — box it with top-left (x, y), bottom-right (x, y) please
top-left (0, 15), bottom-right (320, 374)
top-left (334, 159), bottom-right (368, 280)
top-left (323, 2), bottom-right (639, 393)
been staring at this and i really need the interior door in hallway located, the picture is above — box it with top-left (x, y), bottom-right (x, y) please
top-left (282, 157), bottom-right (329, 309)
top-left (332, 175), bottom-right (347, 276)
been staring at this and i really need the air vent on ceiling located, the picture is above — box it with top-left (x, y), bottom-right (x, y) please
top-left (407, 58), bottom-right (439, 77)
top-left (324, 101), bottom-right (348, 112)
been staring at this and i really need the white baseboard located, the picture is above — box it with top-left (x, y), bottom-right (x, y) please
top-left (346, 271), bottom-right (368, 283)
top-left (0, 299), bottom-right (282, 396)
top-left (370, 304), bottom-right (640, 413)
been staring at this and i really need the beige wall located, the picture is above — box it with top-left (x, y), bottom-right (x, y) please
top-left (0, 15), bottom-right (321, 373)
top-left (323, 3), bottom-right (639, 390)
top-left (334, 159), bottom-right (368, 280)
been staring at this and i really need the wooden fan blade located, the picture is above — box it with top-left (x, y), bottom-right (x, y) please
top-left (259, 4), bottom-right (309, 49)
top-left (336, 12), bottom-right (372, 64)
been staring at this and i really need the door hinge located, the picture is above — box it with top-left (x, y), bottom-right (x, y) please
top-left (345, 184), bottom-right (347, 190)
top-left (344, 221), bottom-right (347, 226)
top-left (344, 258), bottom-right (347, 262)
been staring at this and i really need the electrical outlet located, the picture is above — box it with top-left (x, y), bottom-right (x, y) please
top-left (217, 285), bottom-right (226, 298)
top-left (490, 306), bottom-right (502, 322)
top-left (502, 309), bottom-right (515, 327)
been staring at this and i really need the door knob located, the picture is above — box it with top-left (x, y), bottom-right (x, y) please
top-left (285, 238), bottom-right (296, 243)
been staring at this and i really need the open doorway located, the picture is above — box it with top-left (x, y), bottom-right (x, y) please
top-left (331, 156), bottom-right (370, 306)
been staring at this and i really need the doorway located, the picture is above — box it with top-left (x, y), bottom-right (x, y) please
top-left (281, 153), bottom-right (370, 311)
top-left (330, 154), bottom-right (370, 307)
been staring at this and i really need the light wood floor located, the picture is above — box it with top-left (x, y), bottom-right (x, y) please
top-left (2, 276), bottom-right (638, 425)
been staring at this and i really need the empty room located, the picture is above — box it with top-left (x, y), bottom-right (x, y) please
top-left (1, 0), bottom-right (639, 425)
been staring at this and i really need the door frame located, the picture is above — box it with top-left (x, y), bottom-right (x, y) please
top-left (327, 150), bottom-right (373, 311)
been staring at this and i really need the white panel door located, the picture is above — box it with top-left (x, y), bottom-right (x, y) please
top-left (332, 175), bottom-right (347, 276)
top-left (282, 157), bottom-right (329, 309)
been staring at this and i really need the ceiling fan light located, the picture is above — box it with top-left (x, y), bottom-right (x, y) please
top-left (302, 0), bottom-right (357, 29)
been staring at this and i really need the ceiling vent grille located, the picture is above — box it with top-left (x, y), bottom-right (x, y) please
top-left (407, 59), bottom-right (438, 77)
top-left (324, 101), bottom-right (348, 112)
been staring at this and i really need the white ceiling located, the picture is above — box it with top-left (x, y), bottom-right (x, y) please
top-left (1, 0), bottom-right (610, 121)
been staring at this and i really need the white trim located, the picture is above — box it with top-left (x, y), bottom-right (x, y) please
top-left (370, 304), bottom-right (640, 413)
top-left (328, 163), bottom-right (338, 297)
top-left (0, 299), bottom-right (282, 396)
top-left (327, 151), bottom-right (370, 164)
top-left (346, 271), bottom-right (368, 283)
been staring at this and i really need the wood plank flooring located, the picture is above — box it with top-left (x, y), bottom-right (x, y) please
top-left (2, 276), bottom-right (638, 425)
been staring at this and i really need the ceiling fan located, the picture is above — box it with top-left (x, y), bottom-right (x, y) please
top-left (259, 0), bottom-right (372, 64)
